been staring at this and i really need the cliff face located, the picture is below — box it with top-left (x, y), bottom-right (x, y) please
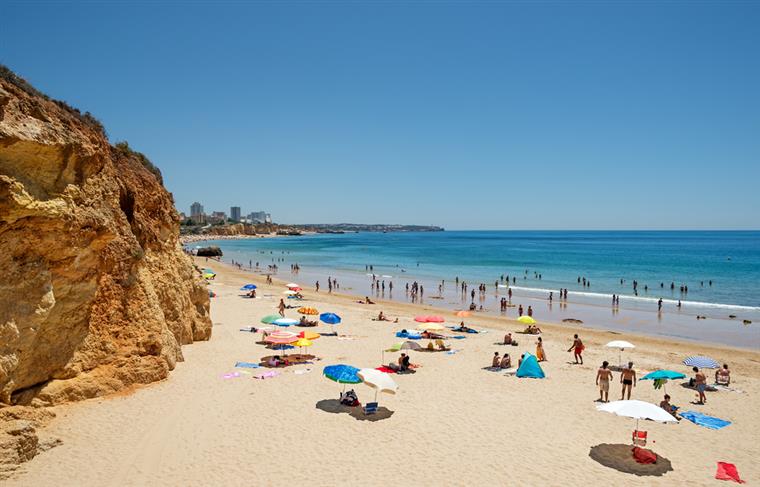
top-left (0, 74), bottom-right (212, 408)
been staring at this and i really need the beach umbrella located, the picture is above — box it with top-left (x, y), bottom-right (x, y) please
top-left (517, 316), bottom-right (536, 325)
top-left (240, 284), bottom-right (257, 290)
top-left (298, 330), bottom-right (320, 340)
top-left (298, 307), bottom-right (319, 315)
top-left (683, 356), bottom-right (720, 369)
top-left (597, 400), bottom-right (677, 436)
top-left (358, 368), bottom-right (398, 402)
top-left (286, 283), bottom-right (300, 289)
top-left (605, 340), bottom-right (636, 366)
top-left (320, 313), bottom-right (342, 324)
top-left (292, 338), bottom-right (313, 354)
top-left (383, 340), bottom-right (420, 362)
top-left (274, 318), bottom-right (298, 327)
top-left (414, 315), bottom-right (445, 323)
top-left (323, 364), bottom-right (361, 392)
top-left (260, 314), bottom-right (281, 324)
top-left (283, 290), bottom-right (297, 295)
top-left (641, 370), bottom-right (686, 393)
top-left (455, 311), bottom-right (471, 317)
top-left (265, 331), bottom-right (297, 344)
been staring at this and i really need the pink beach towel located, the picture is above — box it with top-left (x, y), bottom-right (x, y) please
top-left (253, 371), bottom-right (280, 380)
top-left (716, 462), bottom-right (745, 484)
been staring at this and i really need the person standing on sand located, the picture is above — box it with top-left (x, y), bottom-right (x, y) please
top-left (278, 299), bottom-right (286, 317)
top-left (527, 306), bottom-right (533, 317)
top-left (693, 367), bottom-right (707, 404)
top-left (536, 336), bottom-right (546, 362)
top-left (620, 362), bottom-right (636, 399)
top-left (315, 281), bottom-right (319, 292)
top-left (518, 305), bottom-right (523, 316)
top-left (596, 361), bottom-right (613, 402)
top-left (567, 334), bottom-right (584, 364)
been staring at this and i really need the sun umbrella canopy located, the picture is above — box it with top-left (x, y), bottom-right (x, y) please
top-left (265, 331), bottom-right (297, 345)
top-left (323, 364), bottom-right (361, 384)
top-left (286, 283), bottom-right (300, 288)
top-left (606, 340), bottom-right (635, 349)
top-left (683, 356), bottom-right (720, 369)
top-left (517, 316), bottom-right (536, 324)
top-left (260, 314), bottom-right (281, 324)
top-left (240, 284), bottom-right (257, 290)
top-left (414, 315), bottom-right (444, 323)
top-left (274, 318), bottom-right (298, 327)
top-left (298, 307), bottom-right (319, 315)
top-left (283, 290), bottom-right (298, 295)
top-left (298, 331), bottom-right (320, 340)
top-left (358, 369), bottom-right (398, 395)
top-left (320, 313), bottom-right (342, 324)
top-left (292, 338), bottom-right (313, 348)
top-left (597, 400), bottom-right (678, 423)
top-left (455, 311), bottom-right (471, 317)
top-left (641, 370), bottom-right (686, 381)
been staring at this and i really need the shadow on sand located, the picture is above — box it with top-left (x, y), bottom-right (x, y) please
top-left (589, 443), bottom-right (673, 476)
top-left (315, 399), bottom-right (394, 422)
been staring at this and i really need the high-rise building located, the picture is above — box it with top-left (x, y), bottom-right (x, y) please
top-left (230, 206), bottom-right (241, 222)
top-left (248, 211), bottom-right (268, 223)
top-left (190, 202), bottom-right (205, 224)
top-left (209, 211), bottom-right (227, 224)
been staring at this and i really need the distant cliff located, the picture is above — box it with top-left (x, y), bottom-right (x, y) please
top-left (0, 67), bottom-right (212, 406)
top-left (295, 223), bottom-right (444, 232)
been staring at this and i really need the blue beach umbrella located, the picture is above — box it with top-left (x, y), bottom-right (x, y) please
top-left (320, 313), bottom-right (342, 324)
top-left (241, 284), bottom-right (257, 290)
top-left (323, 364), bottom-right (361, 392)
top-left (641, 369), bottom-right (686, 392)
top-left (641, 370), bottom-right (687, 381)
top-left (683, 356), bottom-right (720, 369)
top-left (274, 318), bottom-right (298, 327)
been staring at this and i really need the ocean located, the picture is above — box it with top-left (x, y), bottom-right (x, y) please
top-left (196, 231), bottom-right (760, 348)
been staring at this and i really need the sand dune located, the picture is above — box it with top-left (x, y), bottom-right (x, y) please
top-left (7, 258), bottom-right (759, 486)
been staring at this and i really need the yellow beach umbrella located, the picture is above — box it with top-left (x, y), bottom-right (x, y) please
top-left (293, 338), bottom-right (313, 354)
top-left (298, 331), bottom-right (320, 341)
top-left (518, 316), bottom-right (536, 325)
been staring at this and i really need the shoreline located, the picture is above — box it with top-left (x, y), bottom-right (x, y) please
top-left (198, 256), bottom-right (760, 356)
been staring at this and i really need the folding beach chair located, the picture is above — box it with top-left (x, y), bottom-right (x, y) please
top-left (363, 402), bottom-right (378, 415)
top-left (632, 430), bottom-right (648, 447)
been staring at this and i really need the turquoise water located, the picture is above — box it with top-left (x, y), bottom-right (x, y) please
top-left (197, 231), bottom-right (760, 348)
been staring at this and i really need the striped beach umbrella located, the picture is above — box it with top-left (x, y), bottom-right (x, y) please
top-left (683, 356), bottom-right (720, 369)
top-left (265, 331), bottom-right (297, 345)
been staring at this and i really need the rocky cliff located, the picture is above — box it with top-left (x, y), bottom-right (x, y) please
top-left (0, 68), bottom-right (212, 409)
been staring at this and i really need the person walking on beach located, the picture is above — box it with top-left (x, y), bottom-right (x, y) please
top-left (658, 298), bottom-right (663, 311)
top-left (518, 305), bottom-right (523, 316)
top-left (567, 334), bottom-right (584, 364)
top-left (315, 281), bottom-right (319, 292)
top-left (693, 367), bottom-right (707, 404)
top-left (596, 361), bottom-right (613, 403)
top-left (536, 337), bottom-right (546, 362)
top-left (278, 299), bottom-right (286, 317)
top-left (621, 362), bottom-right (636, 400)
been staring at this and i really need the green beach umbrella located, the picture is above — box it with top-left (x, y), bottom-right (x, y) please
top-left (261, 314), bottom-right (281, 324)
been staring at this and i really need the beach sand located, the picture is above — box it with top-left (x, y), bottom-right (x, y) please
top-left (6, 258), bottom-right (760, 486)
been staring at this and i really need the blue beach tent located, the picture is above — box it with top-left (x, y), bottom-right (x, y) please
top-left (516, 352), bottom-right (545, 379)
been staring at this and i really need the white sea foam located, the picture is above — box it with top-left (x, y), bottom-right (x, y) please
top-left (507, 285), bottom-right (760, 311)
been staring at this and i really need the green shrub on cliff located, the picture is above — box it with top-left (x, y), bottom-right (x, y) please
top-left (113, 141), bottom-right (163, 185)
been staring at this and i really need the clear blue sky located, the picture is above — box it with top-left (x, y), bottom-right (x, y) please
top-left (3, 1), bottom-right (759, 229)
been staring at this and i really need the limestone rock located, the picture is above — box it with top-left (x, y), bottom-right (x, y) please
top-left (0, 69), bottom-right (212, 408)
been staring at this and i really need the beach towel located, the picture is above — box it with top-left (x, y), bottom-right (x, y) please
top-left (376, 366), bottom-right (397, 374)
top-left (680, 411), bottom-right (732, 430)
top-left (235, 362), bottom-right (261, 369)
top-left (715, 462), bottom-right (746, 483)
top-left (395, 331), bottom-right (422, 339)
top-left (450, 335), bottom-right (466, 340)
top-left (446, 350), bottom-right (460, 355)
top-left (222, 372), bottom-right (241, 379)
top-left (632, 447), bottom-right (657, 464)
top-left (294, 368), bottom-right (312, 375)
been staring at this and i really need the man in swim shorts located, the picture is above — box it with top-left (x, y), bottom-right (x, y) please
top-left (567, 334), bottom-right (584, 364)
top-left (621, 361), bottom-right (636, 400)
top-left (694, 366), bottom-right (707, 404)
top-left (596, 361), bottom-right (613, 402)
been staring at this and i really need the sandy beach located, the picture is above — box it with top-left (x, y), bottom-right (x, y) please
top-left (6, 258), bottom-right (760, 486)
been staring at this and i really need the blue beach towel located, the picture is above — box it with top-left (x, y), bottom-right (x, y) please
top-left (395, 331), bottom-right (422, 339)
top-left (235, 362), bottom-right (261, 369)
top-left (450, 335), bottom-right (466, 340)
top-left (680, 411), bottom-right (732, 430)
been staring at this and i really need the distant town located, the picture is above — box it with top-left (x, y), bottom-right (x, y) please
top-left (178, 202), bottom-right (443, 237)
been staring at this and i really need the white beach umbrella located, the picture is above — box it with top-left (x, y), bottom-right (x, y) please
top-left (283, 290), bottom-right (297, 295)
top-left (286, 283), bottom-right (300, 288)
top-left (597, 400), bottom-right (677, 435)
top-left (605, 340), bottom-right (636, 367)
top-left (358, 368), bottom-right (398, 402)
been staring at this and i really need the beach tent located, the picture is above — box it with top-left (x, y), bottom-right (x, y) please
top-left (516, 352), bottom-right (545, 378)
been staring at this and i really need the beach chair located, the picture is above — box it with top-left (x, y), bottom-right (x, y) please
top-left (632, 430), bottom-right (648, 447)
top-left (363, 402), bottom-right (378, 415)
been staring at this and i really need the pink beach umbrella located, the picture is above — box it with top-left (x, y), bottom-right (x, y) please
top-left (414, 315), bottom-right (445, 323)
